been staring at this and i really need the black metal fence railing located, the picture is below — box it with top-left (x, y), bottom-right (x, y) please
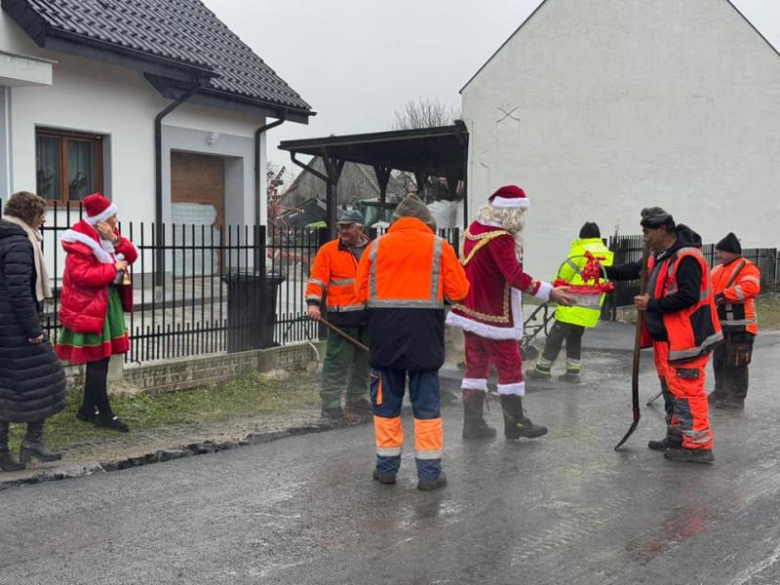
top-left (603, 235), bottom-right (779, 320)
top-left (0, 198), bottom-right (465, 365)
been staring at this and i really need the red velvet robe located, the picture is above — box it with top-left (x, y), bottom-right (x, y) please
top-left (446, 221), bottom-right (551, 340)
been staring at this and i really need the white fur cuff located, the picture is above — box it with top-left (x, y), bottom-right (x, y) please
top-left (534, 281), bottom-right (553, 303)
top-left (461, 378), bottom-right (488, 391)
top-left (497, 381), bottom-right (526, 396)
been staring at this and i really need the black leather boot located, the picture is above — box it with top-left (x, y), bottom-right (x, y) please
top-left (462, 390), bottom-right (496, 439)
top-left (500, 395), bottom-right (548, 439)
top-left (0, 421), bottom-right (25, 472)
top-left (19, 421), bottom-right (62, 465)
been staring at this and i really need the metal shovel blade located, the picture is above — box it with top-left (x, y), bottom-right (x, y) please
top-left (614, 408), bottom-right (640, 451)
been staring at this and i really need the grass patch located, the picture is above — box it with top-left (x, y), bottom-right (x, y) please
top-left (7, 369), bottom-right (320, 451)
top-left (756, 290), bottom-right (780, 331)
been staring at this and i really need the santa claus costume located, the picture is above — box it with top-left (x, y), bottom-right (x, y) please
top-left (446, 185), bottom-right (553, 440)
top-left (56, 193), bottom-right (137, 432)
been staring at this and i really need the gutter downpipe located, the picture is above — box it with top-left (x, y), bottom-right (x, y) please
top-left (154, 82), bottom-right (201, 285)
top-left (254, 113), bottom-right (286, 227)
top-left (253, 113), bottom-right (286, 276)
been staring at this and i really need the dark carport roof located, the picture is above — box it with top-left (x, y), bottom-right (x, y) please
top-left (278, 124), bottom-right (468, 179)
top-left (2, 0), bottom-right (313, 120)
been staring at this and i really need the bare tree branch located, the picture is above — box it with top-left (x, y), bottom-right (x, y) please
top-left (391, 98), bottom-right (461, 130)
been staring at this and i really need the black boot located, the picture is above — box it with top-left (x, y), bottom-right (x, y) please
top-left (19, 421), bottom-right (62, 465)
top-left (0, 421), bottom-right (25, 472)
top-left (648, 436), bottom-right (682, 452)
top-left (500, 395), bottom-right (548, 439)
top-left (664, 447), bottom-right (715, 464)
top-left (462, 390), bottom-right (497, 439)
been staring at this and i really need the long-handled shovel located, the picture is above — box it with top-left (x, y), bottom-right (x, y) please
top-left (319, 316), bottom-right (369, 352)
top-left (646, 388), bottom-right (664, 406)
top-left (614, 244), bottom-right (650, 451)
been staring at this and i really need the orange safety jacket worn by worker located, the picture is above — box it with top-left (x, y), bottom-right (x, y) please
top-left (354, 217), bottom-right (469, 371)
top-left (306, 234), bottom-right (370, 327)
top-left (645, 246), bottom-right (723, 362)
top-left (711, 258), bottom-right (761, 335)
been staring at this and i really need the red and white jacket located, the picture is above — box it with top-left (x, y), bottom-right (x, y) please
top-left (446, 221), bottom-right (551, 340)
top-left (59, 220), bottom-right (138, 335)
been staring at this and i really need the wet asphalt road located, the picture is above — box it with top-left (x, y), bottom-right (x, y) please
top-left (1, 340), bottom-right (780, 585)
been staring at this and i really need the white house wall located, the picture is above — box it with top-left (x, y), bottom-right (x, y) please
top-left (0, 10), bottom-right (268, 275)
top-left (462, 0), bottom-right (780, 279)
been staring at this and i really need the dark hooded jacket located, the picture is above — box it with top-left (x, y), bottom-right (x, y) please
top-left (0, 220), bottom-right (66, 422)
top-left (605, 224), bottom-right (704, 342)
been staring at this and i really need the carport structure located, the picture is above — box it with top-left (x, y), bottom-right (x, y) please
top-left (278, 121), bottom-right (469, 236)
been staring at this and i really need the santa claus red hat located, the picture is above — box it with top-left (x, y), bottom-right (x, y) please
top-left (488, 185), bottom-right (530, 209)
top-left (83, 193), bottom-right (118, 225)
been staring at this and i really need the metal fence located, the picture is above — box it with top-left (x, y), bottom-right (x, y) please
top-left (0, 199), bottom-right (462, 365)
top-left (603, 235), bottom-right (779, 319)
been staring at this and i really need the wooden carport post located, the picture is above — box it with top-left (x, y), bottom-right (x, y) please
top-left (290, 151), bottom-right (345, 239)
top-left (320, 151), bottom-right (346, 238)
top-left (373, 165), bottom-right (392, 203)
top-left (414, 171), bottom-right (428, 201)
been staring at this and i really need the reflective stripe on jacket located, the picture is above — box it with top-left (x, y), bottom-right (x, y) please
top-left (554, 237), bottom-right (614, 328)
top-left (354, 217), bottom-right (469, 370)
top-left (647, 247), bottom-right (722, 363)
top-left (305, 236), bottom-right (369, 315)
top-left (711, 258), bottom-right (760, 335)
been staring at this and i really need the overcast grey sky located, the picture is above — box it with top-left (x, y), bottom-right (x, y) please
top-left (202, 0), bottom-right (780, 170)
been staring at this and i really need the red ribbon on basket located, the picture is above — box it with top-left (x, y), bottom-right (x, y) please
top-left (553, 252), bottom-right (614, 294)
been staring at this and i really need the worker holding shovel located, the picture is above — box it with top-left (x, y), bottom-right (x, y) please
top-left (606, 208), bottom-right (721, 464)
top-left (306, 209), bottom-right (373, 421)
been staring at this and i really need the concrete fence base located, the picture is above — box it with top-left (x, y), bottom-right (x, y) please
top-left (63, 341), bottom-right (327, 396)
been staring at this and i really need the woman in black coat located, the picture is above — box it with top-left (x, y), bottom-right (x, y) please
top-left (0, 191), bottom-right (66, 471)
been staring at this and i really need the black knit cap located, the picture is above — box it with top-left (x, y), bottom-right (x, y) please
top-left (579, 222), bottom-right (601, 239)
top-left (716, 232), bottom-right (742, 254)
top-left (640, 207), bottom-right (675, 229)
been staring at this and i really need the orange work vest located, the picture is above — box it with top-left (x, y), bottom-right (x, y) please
top-left (354, 217), bottom-right (469, 309)
top-left (646, 247), bottom-right (723, 363)
top-left (711, 258), bottom-right (761, 335)
top-left (305, 237), bottom-right (368, 313)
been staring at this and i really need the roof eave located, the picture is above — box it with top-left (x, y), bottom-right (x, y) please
top-left (145, 74), bottom-right (314, 123)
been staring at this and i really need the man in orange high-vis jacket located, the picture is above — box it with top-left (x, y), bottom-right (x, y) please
top-left (354, 194), bottom-right (469, 491)
top-left (606, 208), bottom-right (722, 465)
top-left (306, 210), bottom-right (371, 420)
top-left (709, 232), bottom-right (761, 410)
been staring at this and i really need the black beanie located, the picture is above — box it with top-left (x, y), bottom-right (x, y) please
top-left (716, 232), bottom-right (741, 254)
top-left (579, 222), bottom-right (600, 239)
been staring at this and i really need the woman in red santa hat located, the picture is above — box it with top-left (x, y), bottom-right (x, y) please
top-left (446, 185), bottom-right (574, 440)
top-left (56, 193), bottom-right (138, 432)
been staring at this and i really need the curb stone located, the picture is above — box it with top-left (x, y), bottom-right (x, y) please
top-left (0, 419), bottom-right (368, 492)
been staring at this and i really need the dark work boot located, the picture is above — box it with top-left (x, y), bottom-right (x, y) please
top-left (0, 421), bottom-right (25, 472)
top-left (345, 398), bottom-right (372, 422)
top-left (557, 372), bottom-right (581, 384)
top-left (525, 367), bottom-right (552, 382)
top-left (664, 447), bottom-right (715, 464)
top-left (321, 406), bottom-right (344, 421)
top-left (462, 390), bottom-right (496, 439)
top-left (19, 421), bottom-right (62, 465)
top-left (500, 395), bottom-right (548, 439)
top-left (648, 437), bottom-right (682, 452)
top-left (372, 468), bottom-right (397, 485)
top-left (417, 471), bottom-right (448, 491)
top-left (714, 397), bottom-right (744, 410)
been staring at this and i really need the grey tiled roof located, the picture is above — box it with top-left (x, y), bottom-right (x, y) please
top-left (5, 0), bottom-right (312, 113)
